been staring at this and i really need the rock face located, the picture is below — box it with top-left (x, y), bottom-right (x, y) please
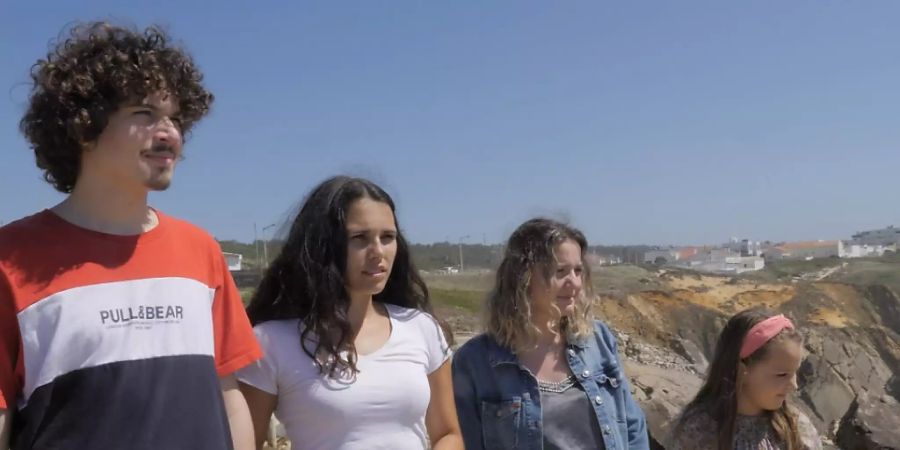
top-left (799, 352), bottom-right (856, 430)
top-left (603, 268), bottom-right (900, 449)
top-left (624, 361), bottom-right (702, 448)
top-left (864, 285), bottom-right (900, 335)
top-left (889, 374), bottom-right (900, 400)
top-left (616, 331), bottom-right (698, 374)
top-left (797, 328), bottom-right (897, 432)
top-left (835, 394), bottom-right (900, 450)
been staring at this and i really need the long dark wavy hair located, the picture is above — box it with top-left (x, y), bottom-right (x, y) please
top-left (246, 176), bottom-right (438, 378)
top-left (674, 307), bottom-right (803, 450)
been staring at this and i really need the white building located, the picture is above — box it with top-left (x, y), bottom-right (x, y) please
top-left (842, 243), bottom-right (889, 258)
top-left (675, 249), bottom-right (765, 274)
top-left (223, 252), bottom-right (243, 271)
top-left (851, 226), bottom-right (900, 247)
top-left (588, 253), bottom-right (622, 266)
top-left (725, 256), bottom-right (766, 273)
top-left (724, 238), bottom-right (763, 257)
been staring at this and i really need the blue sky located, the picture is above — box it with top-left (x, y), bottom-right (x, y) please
top-left (2, 1), bottom-right (899, 245)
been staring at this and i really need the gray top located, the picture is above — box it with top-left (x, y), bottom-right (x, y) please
top-left (538, 376), bottom-right (606, 450)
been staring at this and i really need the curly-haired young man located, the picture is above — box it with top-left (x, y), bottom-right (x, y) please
top-left (0, 22), bottom-right (260, 450)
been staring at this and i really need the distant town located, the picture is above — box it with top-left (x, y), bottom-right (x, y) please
top-left (220, 225), bottom-right (900, 277)
top-left (635, 225), bottom-right (899, 275)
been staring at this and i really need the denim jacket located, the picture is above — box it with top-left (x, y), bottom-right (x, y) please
top-left (452, 320), bottom-right (650, 450)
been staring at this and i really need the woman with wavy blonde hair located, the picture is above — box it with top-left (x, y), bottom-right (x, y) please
top-left (452, 218), bottom-right (649, 450)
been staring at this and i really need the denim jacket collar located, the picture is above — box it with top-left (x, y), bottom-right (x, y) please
top-left (485, 332), bottom-right (590, 368)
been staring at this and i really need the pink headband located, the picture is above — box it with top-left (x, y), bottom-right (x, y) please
top-left (740, 314), bottom-right (794, 359)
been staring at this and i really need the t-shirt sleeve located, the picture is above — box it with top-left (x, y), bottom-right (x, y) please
top-left (421, 312), bottom-right (452, 374)
top-left (210, 245), bottom-right (262, 376)
top-left (0, 270), bottom-right (20, 410)
top-left (235, 324), bottom-right (279, 395)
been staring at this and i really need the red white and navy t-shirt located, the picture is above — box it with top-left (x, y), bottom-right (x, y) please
top-left (0, 210), bottom-right (262, 450)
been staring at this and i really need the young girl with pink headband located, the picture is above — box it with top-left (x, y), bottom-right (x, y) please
top-left (668, 308), bottom-right (822, 450)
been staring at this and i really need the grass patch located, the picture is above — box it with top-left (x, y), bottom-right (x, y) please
top-left (740, 258), bottom-right (842, 282)
top-left (592, 264), bottom-right (663, 293)
top-left (422, 272), bottom-right (495, 291)
top-left (430, 287), bottom-right (485, 314)
top-left (766, 258), bottom-right (842, 277)
top-left (831, 259), bottom-right (900, 293)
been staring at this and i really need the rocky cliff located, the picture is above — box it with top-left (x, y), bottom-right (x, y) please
top-left (596, 267), bottom-right (900, 449)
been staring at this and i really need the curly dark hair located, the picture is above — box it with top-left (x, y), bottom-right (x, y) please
top-left (19, 21), bottom-right (214, 193)
top-left (246, 176), bottom-right (451, 378)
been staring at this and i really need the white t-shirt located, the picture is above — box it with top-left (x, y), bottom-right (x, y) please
top-left (237, 304), bottom-right (451, 450)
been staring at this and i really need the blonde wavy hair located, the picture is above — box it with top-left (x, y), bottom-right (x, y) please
top-left (485, 218), bottom-right (595, 354)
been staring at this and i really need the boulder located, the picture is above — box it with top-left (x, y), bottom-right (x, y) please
top-left (835, 394), bottom-right (900, 450)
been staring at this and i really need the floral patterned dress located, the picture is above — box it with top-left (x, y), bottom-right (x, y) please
top-left (668, 410), bottom-right (822, 450)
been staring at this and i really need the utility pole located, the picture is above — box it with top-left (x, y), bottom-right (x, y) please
top-left (444, 235), bottom-right (452, 266)
top-left (458, 235), bottom-right (470, 272)
top-left (262, 223), bottom-right (276, 269)
top-left (254, 223), bottom-right (261, 275)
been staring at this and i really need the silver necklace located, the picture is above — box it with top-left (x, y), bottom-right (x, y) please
top-left (537, 375), bottom-right (577, 393)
